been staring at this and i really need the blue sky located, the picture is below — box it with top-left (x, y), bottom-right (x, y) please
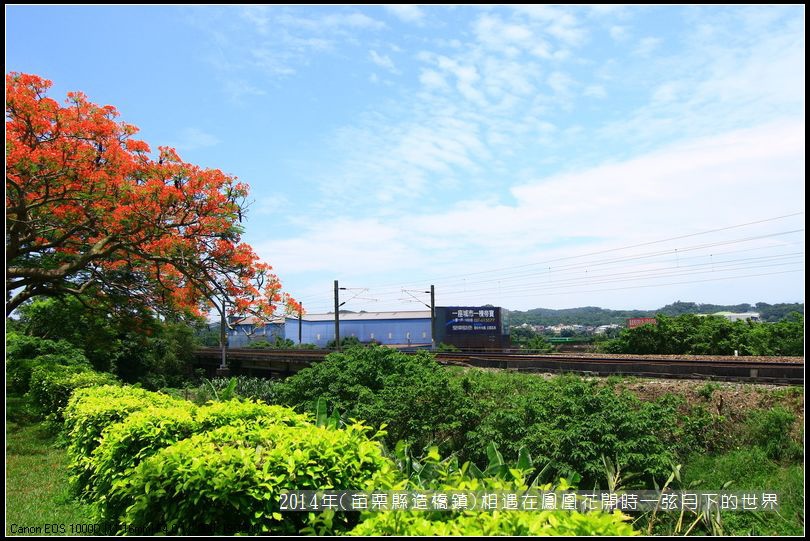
top-left (6, 5), bottom-right (805, 313)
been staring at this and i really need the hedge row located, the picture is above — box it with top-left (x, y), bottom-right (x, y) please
top-left (88, 400), bottom-right (312, 523)
top-left (63, 385), bottom-right (638, 535)
top-left (63, 386), bottom-right (398, 534)
top-left (7, 332), bottom-right (92, 392)
top-left (28, 365), bottom-right (119, 424)
top-left (120, 422), bottom-right (400, 535)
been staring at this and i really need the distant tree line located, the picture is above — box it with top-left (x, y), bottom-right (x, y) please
top-left (598, 313), bottom-right (803, 356)
top-left (507, 301), bottom-right (804, 327)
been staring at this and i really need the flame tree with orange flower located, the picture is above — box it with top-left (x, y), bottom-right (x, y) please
top-left (6, 73), bottom-right (300, 354)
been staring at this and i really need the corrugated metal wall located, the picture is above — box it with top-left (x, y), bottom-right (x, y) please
top-left (284, 318), bottom-right (432, 348)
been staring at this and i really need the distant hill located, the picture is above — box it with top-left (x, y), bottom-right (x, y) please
top-left (506, 301), bottom-right (804, 326)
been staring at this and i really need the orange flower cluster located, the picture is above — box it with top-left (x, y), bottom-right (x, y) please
top-left (6, 73), bottom-right (297, 324)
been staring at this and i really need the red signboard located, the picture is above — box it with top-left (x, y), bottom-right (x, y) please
top-left (627, 317), bottom-right (657, 328)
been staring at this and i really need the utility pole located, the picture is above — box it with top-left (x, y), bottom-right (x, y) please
top-left (298, 302), bottom-right (303, 345)
top-left (334, 280), bottom-right (340, 351)
top-left (218, 298), bottom-right (229, 375)
top-left (430, 284), bottom-right (436, 350)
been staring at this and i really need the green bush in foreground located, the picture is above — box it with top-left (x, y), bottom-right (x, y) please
top-left (63, 385), bottom-right (186, 498)
top-left (119, 421), bottom-right (400, 535)
top-left (277, 346), bottom-right (465, 453)
top-left (346, 447), bottom-right (638, 537)
top-left (349, 508), bottom-right (638, 536)
top-left (744, 406), bottom-right (803, 462)
top-left (88, 400), bottom-right (312, 523)
top-left (28, 365), bottom-right (119, 424)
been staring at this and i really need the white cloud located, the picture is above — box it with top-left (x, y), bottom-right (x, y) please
top-left (253, 195), bottom-right (291, 216)
top-left (385, 4), bottom-right (424, 23)
top-left (419, 69), bottom-right (448, 90)
top-left (547, 71), bottom-right (573, 95)
top-left (609, 25), bottom-right (628, 42)
top-left (171, 128), bottom-right (220, 151)
top-left (369, 49), bottom-right (397, 73)
top-left (583, 84), bottom-right (607, 99)
top-left (635, 36), bottom-right (662, 57)
top-left (222, 79), bottom-right (268, 102)
top-left (511, 5), bottom-right (586, 46)
top-left (256, 121), bottom-right (804, 310)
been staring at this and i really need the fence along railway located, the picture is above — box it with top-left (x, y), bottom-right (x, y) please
top-left (194, 348), bottom-right (804, 385)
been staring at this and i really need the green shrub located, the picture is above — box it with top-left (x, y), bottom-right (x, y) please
top-left (190, 376), bottom-right (281, 405)
top-left (6, 332), bottom-right (90, 392)
top-left (86, 399), bottom-right (313, 523)
top-left (119, 421), bottom-right (400, 535)
top-left (696, 382), bottom-right (720, 400)
top-left (277, 346), bottom-right (466, 453)
top-left (28, 365), bottom-right (119, 423)
top-left (349, 508), bottom-right (638, 536)
top-left (458, 372), bottom-right (678, 487)
top-left (680, 448), bottom-right (804, 535)
top-left (347, 448), bottom-right (637, 536)
top-left (88, 404), bottom-right (198, 522)
top-left (599, 314), bottom-right (804, 356)
top-left (63, 386), bottom-right (185, 497)
top-left (194, 399), bottom-right (311, 430)
top-left (745, 406), bottom-right (802, 462)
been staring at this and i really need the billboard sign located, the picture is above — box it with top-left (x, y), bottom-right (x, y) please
top-left (626, 317), bottom-right (657, 328)
top-left (446, 307), bottom-right (500, 334)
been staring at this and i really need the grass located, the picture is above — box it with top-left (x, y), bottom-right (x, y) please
top-left (6, 394), bottom-right (94, 536)
top-left (678, 448), bottom-right (804, 536)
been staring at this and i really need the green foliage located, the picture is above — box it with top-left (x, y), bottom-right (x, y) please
top-left (188, 376), bottom-right (281, 405)
top-left (507, 302), bottom-right (803, 327)
top-left (677, 448), bottom-right (804, 535)
top-left (455, 371), bottom-right (681, 487)
top-left (73, 391), bottom-right (313, 523)
top-left (325, 335), bottom-right (363, 349)
top-left (6, 331), bottom-right (91, 392)
top-left (348, 446), bottom-right (637, 536)
top-left (349, 508), bottom-right (638, 536)
top-left (600, 314), bottom-right (804, 356)
top-left (247, 335), bottom-right (296, 349)
top-left (63, 385), bottom-right (185, 497)
top-left (509, 326), bottom-right (555, 352)
top-left (113, 322), bottom-right (199, 389)
top-left (696, 382), bottom-right (720, 400)
top-left (15, 297), bottom-right (200, 389)
top-left (277, 345), bottom-right (466, 453)
top-left (15, 297), bottom-right (120, 372)
top-left (436, 342), bottom-right (461, 352)
top-left (194, 399), bottom-right (311, 430)
top-left (119, 421), bottom-right (400, 535)
top-left (27, 364), bottom-right (119, 424)
top-left (88, 403), bottom-right (198, 522)
top-left (744, 406), bottom-right (802, 462)
top-left (6, 411), bottom-right (95, 534)
top-left (674, 403), bottom-right (728, 455)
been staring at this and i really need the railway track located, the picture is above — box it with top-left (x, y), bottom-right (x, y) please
top-left (194, 348), bottom-right (804, 385)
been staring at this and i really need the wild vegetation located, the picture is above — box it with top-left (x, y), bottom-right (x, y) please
top-left (508, 301), bottom-right (804, 327)
top-left (599, 313), bottom-right (804, 356)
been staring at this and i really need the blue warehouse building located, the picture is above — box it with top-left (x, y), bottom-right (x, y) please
top-left (227, 316), bottom-right (286, 348)
top-left (227, 310), bottom-right (433, 348)
top-left (285, 311), bottom-right (433, 348)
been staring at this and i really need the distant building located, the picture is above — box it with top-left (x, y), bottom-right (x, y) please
top-left (595, 324), bottom-right (621, 335)
top-left (710, 311), bottom-right (761, 322)
top-left (285, 310), bottom-right (432, 348)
